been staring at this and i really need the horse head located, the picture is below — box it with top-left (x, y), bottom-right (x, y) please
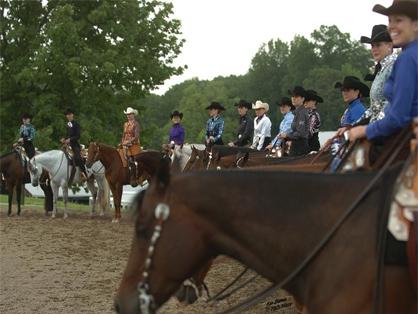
top-left (28, 158), bottom-right (40, 187)
top-left (86, 142), bottom-right (100, 168)
top-left (115, 158), bottom-right (210, 313)
top-left (183, 146), bottom-right (203, 171)
top-left (235, 152), bottom-right (249, 168)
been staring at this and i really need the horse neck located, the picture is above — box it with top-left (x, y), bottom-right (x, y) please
top-left (0, 153), bottom-right (17, 173)
top-left (169, 171), bottom-right (381, 295)
top-left (97, 144), bottom-right (121, 170)
top-left (35, 150), bottom-right (66, 173)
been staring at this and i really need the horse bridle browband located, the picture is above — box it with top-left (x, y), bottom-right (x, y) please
top-left (136, 203), bottom-right (170, 314)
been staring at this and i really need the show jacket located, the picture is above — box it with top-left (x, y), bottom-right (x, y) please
top-left (234, 113), bottom-right (253, 146)
top-left (271, 111), bottom-right (294, 147)
top-left (287, 106), bottom-right (309, 140)
top-left (252, 115), bottom-right (271, 151)
top-left (366, 39), bottom-right (418, 140)
top-left (19, 124), bottom-right (35, 142)
top-left (205, 115), bottom-right (224, 142)
top-left (169, 123), bottom-right (185, 145)
top-left (340, 98), bottom-right (366, 127)
top-left (66, 120), bottom-right (81, 146)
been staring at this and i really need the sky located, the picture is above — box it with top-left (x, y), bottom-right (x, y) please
top-left (153, 0), bottom-right (394, 95)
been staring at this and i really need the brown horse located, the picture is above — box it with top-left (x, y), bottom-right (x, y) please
top-left (115, 160), bottom-right (416, 314)
top-left (0, 150), bottom-right (25, 216)
top-left (86, 142), bottom-right (165, 222)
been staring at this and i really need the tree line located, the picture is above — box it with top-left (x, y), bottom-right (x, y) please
top-left (0, 0), bottom-right (373, 153)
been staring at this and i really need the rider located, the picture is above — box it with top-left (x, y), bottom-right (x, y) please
top-left (168, 110), bottom-right (185, 147)
top-left (304, 90), bottom-right (323, 152)
top-left (251, 100), bottom-right (272, 151)
top-left (61, 108), bottom-right (88, 179)
top-left (205, 102), bottom-right (225, 146)
top-left (228, 99), bottom-right (253, 147)
top-left (17, 113), bottom-right (36, 158)
top-left (280, 86), bottom-right (310, 156)
top-left (266, 97), bottom-right (294, 152)
top-left (121, 107), bottom-right (141, 186)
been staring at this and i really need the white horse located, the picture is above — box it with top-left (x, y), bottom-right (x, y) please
top-left (171, 144), bottom-right (206, 171)
top-left (28, 150), bottom-right (109, 218)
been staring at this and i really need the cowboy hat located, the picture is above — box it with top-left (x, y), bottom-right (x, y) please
top-left (252, 100), bottom-right (269, 112)
top-left (124, 107), bottom-right (138, 115)
top-left (373, 0), bottom-right (418, 20)
top-left (205, 102), bottom-right (226, 111)
top-left (170, 110), bottom-right (183, 119)
top-left (334, 76), bottom-right (370, 98)
top-left (277, 97), bottom-right (295, 110)
top-left (360, 24), bottom-right (392, 44)
top-left (234, 99), bottom-right (252, 110)
top-left (288, 86), bottom-right (307, 98)
top-left (64, 108), bottom-right (75, 115)
top-left (304, 90), bottom-right (324, 103)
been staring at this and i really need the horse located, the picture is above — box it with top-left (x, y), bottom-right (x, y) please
top-left (28, 150), bottom-right (109, 219)
top-left (115, 159), bottom-right (416, 314)
top-left (86, 142), bottom-right (165, 222)
top-left (164, 144), bottom-right (206, 171)
top-left (0, 150), bottom-right (25, 216)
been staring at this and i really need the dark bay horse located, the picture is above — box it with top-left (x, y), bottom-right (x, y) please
top-left (86, 142), bottom-right (165, 222)
top-left (116, 161), bottom-right (416, 314)
top-left (0, 150), bottom-right (25, 216)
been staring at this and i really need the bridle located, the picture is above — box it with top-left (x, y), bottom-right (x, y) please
top-left (206, 150), bottom-right (213, 170)
top-left (90, 144), bottom-right (101, 165)
top-left (136, 203), bottom-right (170, 314)
top-left (235, 156), bottom-right (245, 169)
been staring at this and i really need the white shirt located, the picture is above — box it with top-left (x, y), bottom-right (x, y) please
top-left (251, 115), bottom-right (272, 150)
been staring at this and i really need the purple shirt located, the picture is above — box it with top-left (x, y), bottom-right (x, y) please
top-left (169, 124), bottom-right (185, 145)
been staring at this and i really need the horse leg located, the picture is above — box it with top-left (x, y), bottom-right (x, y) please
top-left (87, 178), bottom-right (97, 217)
top-left (113, 184), bottom-right (122, 223)
top-left (16, 183), bottom-right (22, 216)
top-left (62, 184), bottom-right (69, 219)
top-left (384, 265), bottom-right (416, 314)
top-left (51, 181), bottom-right (59, 218)
top-left (7, 182), bottom-right (13, 216)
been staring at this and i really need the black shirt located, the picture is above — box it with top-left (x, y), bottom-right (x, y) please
top-left (66, 120), bottom-right (81, 145)
top-left (234, 114), bottom-right (253, 146)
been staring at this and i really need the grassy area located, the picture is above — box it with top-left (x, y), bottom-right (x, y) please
top-left (0, 194), bottom-right (91, 211)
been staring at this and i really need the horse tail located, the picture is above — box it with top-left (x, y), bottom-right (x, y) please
top-left (101, 177), bottom-right (110, 211)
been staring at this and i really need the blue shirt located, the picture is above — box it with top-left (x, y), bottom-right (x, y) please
top-left (205, 115), bottom-right (224, 141)
top-left (340, 98), bottom-right (366, 127)
top-left (271, 111), bottom-right (294, 147)
top-left (366, 39), bottom-right (418, 140)
top-left (19, 124), bottom-right (35, 141)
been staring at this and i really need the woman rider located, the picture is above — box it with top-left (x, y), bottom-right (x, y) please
top-left (17, 113), bottom-right (36, 159)
top-left (205, 102), bottom-right (225, 146)
top-left (121, 107), bottom-right (141, 186)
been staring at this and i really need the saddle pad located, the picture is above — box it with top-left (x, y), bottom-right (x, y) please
top-left (117, 148), bottom-right (128, 168)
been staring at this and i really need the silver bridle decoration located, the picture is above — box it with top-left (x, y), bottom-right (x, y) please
top-left (137, 203), bottom-right (170, 314)
top-left (206, 151), bottom-right (213, 170)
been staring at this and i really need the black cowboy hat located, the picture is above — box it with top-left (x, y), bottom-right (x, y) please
top-left (205, 102), bottom-right (226, 111)
top-left (170, 110), bottom-right (183, 119)
top-left (288, 86), bottom-right (307, 98)
top-left (234, 99), bottom-right (252, 109)
top-left (304, 90), bottom-right (324, 103)
top-left (360, 24), bottom-right (392, 44)
top-left (277, 97), bottom-right (295, 110)
top-left (373, 0), bottom-right (418, 20)
top-left (64, 108), bottom-right (75, 115)
top-left (21, 113), bottom-right (33, 120)
top-left (334, 76), bottom-right (370, 98)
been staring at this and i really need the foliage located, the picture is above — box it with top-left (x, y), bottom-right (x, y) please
top-left (0, 0), bottom-right (185, 153)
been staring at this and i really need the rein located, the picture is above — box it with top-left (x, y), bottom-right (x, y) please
top-left (218, 134), bottom-right (409, 314)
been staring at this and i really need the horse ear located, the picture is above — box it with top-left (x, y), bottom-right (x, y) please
top-left (155, 156), bottom-right (171, 191)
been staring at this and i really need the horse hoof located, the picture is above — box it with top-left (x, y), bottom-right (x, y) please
top-left (63, 214), bottom-right (68, 219)
top-left (51, 214), bottom-right (56, 219)
top-left (99, 212), bottom-right (104, 217)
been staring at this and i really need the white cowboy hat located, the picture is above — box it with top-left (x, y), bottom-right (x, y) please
top-left (252, 100), bottom-right (269, 112)
top-left (124, 107), bottom-right (138, 115)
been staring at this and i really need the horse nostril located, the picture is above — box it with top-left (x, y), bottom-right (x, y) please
top-left (114, 298), bottom-right (121, 313)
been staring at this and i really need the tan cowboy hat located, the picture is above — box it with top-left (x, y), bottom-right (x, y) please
top-left (252, 100), bottom-right (269, 112)
top-left (124, 107), bottom-right (138, 115)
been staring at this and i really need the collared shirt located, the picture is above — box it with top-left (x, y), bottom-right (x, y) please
top-left (340, 98), bottom-right (366, 127)
top-left (205, 115), bottom-right (224, 141)
top-left (122, 120), bottom-right (140, 144)
top-left (366, 39), bottom-right (418, 140)
top-left (169, 123), bottom-right (185, 145)
top-left (251, 114), bottom-right (271, 150)
top-left (19, 124), bottom-right (35, 141)
top-left (362, 53), bottom-right (397, 123)
top-left (271, 111), bottom-right (294, 147)
top-left (308, 109), bottom-right (321, 135)
top-left (234, 113), bottom-right (253, 146)
top-left (287, 106), bottom-right (309, 140)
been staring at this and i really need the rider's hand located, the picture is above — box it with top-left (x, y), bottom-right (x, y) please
top-left (279, 133), bottom-right (286, 139)
top-left (414, 117), bottom-right (418, 138)
top-left (265, 144), bottom-right (273, 150)
top-left (64, 139), bottom-right (70, 145)
top-left (228, 142), bottom-right (235, 147)
top-left (336, 127), bottom-right (348, 137)
top-left (18, 138), bottom-right (23, 143)
top-left (209, 136), bottom-right (215, 142)
top-left (348, 126), bottom-right (367, 142)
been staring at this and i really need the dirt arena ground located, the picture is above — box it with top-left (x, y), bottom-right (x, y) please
top-left (0, 206), bottom-right (299, 314)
